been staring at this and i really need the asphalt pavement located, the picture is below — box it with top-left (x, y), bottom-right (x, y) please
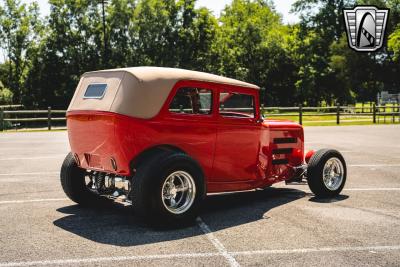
top-left (0, 125), bottom-right (399, 267)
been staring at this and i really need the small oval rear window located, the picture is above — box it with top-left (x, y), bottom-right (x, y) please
top-left (84, 84), bottom-right (107, 99)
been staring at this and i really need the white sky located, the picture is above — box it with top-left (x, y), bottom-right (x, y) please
top-left (21, 0), bottom-right (300, 24)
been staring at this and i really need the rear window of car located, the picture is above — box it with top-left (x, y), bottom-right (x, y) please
top-left (169, 87), bottom-right (213, 115)
top-left (84, 84), bottom-right (108, 99)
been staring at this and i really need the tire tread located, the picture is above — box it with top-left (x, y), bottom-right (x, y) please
top-left (130, 151), bottom-right (205, 226)
top-left (307, 149), bottom-right (346, 198)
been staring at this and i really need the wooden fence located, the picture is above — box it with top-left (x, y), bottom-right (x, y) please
top-left (1, 104), bottom-right (400, 131)
top-left (0, 107), bottom-right (66, 131)
top-left (262, 104), bottom-right (400, 125)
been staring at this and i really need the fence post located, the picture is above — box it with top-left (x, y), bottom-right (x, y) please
top-left (383, 105), bottom-right (386, 124)
top-left (0, 109), bottom-right (3, 131)
top-left (261, 104), bottom-right (264, 115)
top-left (397, 102), bottom-right (400, 122)
top-left (299, 104), bottom-right (303, 125)
top-left (47, 106), bottom-right (52, 130)
top-left (336, 104), bottom-right (340, 125)
top-left (373, 103), bottom-right (376, 124)
top-left (397, 101), bottom-right (400, 123)
top-left (393, 110), bottom-right (395, 123)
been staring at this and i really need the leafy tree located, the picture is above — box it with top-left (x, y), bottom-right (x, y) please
top-left (0, 80), bottom-right (13, 104)
top-left (292, 0), bottom-right (400, 104)
top-left (175, 2), bottom-right (218, 71)
top-left (388, 26), bottom-right (400, 60)
top-left (24, 0), bottom-right (104, 108)
top-left (107, 0), bottom-right (137, 68)
top-left (292, 0), bottom-right (356, 105)
top-left (0, 0), bottom-right (42, 103)
top-left (1, 0), bottom-right (399, 109)
top-left (131, 0), bottom-right (217, 70)
top-left (215, 0), bottom-right (299, 105)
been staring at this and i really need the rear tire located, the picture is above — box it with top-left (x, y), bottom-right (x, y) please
top-left (307, 149), bottom-right (347, 198)
top-left (60, 153), bottom-right (101, 206)
top-left (130, 151), bottom-right (205, 227)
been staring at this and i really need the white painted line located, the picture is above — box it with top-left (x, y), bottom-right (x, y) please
top-left (232, 245), bottom-right (400, 256)
top-left (285, 187), bottom-right (400, 193)
top-left (0, 253), bottom-right (220, 267)
top-left (0, 155), bottom-right (65, 161)
top-left (0, 171), bottom-right (59, 177)
top-left (344, 188), bottom-right (400, 191)
top-left (1, 245), bottom-right (400, 266)
top-left (0, 141), bottom-right (65, 144)
top-left (349, 164), bottom-right (400, 167)
top-left (196, 217), bottom-right (240, 267)
top-left (0, 198), bottom-right (69, 204)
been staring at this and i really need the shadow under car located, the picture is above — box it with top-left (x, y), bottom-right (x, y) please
top-left (53, 187), bottom-right (348, 247)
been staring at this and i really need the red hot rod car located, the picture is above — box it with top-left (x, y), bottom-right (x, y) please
top-left (61, 67), bottom-right (346, 225)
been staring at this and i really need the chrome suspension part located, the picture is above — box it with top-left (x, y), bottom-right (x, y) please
top-left (87, 171), bottom-right (132, 203)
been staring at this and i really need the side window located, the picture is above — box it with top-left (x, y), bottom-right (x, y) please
top-left (169, 87), bottom-right (213, 115)
top-left (219, 92), bottom-right (255, 118)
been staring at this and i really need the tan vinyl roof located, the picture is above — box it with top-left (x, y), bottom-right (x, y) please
top-left (68, 67), bottom-right (259, 119)
top-left (86, 67), bottom-right (260, 90)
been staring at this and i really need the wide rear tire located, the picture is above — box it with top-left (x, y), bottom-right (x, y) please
top-left (60, 153), bottom-right (101, 206)
top-left (130, 151), bottom-right (205, 227)
top-left (307, 149), bottom-right (347, 198)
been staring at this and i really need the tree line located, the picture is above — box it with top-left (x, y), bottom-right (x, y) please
top-left (0, 0), bottom-right (399, 109)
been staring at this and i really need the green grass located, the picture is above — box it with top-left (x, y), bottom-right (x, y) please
top-left (266, 114), bottom-right (400, 126)
top-left (0, 128), bottom-right (66, 133)
top-left (354, 102), bottom-right (400, 113)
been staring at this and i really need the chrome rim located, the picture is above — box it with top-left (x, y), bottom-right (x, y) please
top-left (323, 157), bottom-right (344, 191)
top-left (161, 171), bottom-right (196, 214)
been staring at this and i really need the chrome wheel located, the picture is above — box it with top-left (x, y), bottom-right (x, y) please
top-left (161, 171), bottom-right (196, 214)
top-left (323, 157), bottom-right (344, 191)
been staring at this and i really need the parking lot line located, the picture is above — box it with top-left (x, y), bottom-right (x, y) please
top-left (344, 188), bottom-right (400, 191)
top-left (349, 164), bottom-right (400, 167)
top-left (232, 245), bottom-right (400, 256)
top-left (1, 245), bottom-right (399, 267)
top-left (0, 171), bottom-right (59, 177)
top-left (0, 155), bottom-right (65, 161)
top-left (0, 253), bottom-right (221, 267)
top-left (0, 141), bottom-right (65, 144)
top-left (196, 217), bottom-right (240, 267)
top-left (0, 198), bottom-right (69, 204)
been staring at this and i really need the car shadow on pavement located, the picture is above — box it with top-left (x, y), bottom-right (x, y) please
top-left (52, 187), bottom-right (332, 247)
top-left (308, 194), bottom-right (349, 203)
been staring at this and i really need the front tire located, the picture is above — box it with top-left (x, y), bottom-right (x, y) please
top-left (131, 151), bottom-right (205, 227)
top-left (307, 149), bottom-right (347, 198)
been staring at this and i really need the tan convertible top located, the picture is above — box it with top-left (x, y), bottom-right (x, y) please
top-left (68, 67), bottom-right (260, 119)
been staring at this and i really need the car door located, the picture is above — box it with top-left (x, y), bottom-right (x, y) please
top-left (212, 88), bottom-right (262, 183)
top-left (161, 81), bottom-right (218, 180)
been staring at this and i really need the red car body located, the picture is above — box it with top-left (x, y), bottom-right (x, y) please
top-left (68, 79), bottom-right (307, 194)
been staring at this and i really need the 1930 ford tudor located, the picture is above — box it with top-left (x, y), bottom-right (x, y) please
top-left (62, 67), bottom-right (346, 225)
